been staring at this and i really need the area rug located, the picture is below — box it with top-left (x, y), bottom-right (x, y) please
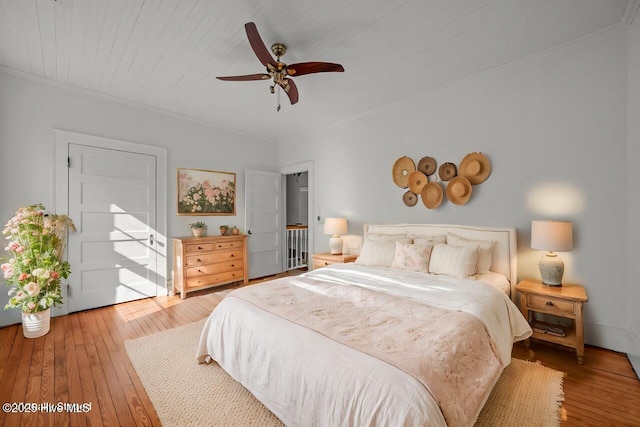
top-left (125, 319), bottom-right (564, 427)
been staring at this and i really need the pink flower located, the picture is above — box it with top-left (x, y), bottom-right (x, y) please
top-left (15, 291), bottom-right (24, 300)
top-left (7, 241), bottom-right (24, 253)
top-left (25, 282), bottom-right (40, 296)
top-left (18, 273), bottom-right (29, 281)
top-left (1, 263), bottom-right (13, 278)
top-left (27, 302), bottom-right (36, 311)
top-left (50, 272), bottom-right (59, 280)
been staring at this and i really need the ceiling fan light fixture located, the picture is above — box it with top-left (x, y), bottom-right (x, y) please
top-left (216, 22), bottom-right (344, 107)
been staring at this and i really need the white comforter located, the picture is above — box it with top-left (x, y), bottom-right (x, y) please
top-left (197, 264), bottom-right (532, 427)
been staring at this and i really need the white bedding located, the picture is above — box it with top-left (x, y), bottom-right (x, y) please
top-left (197, 264), bottom-right (531, 426)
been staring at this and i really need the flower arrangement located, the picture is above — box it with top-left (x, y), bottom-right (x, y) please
top-left (189, 221), bottom-right (206, 229)
top-left (1, 204), bottom-right (75, 314)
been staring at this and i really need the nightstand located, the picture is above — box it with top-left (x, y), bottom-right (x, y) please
top-left (312, 253), bottom-right (358, 269)
top-left (515, 279), bottom-right (588, 364)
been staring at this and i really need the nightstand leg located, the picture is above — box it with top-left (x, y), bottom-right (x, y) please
top-left (576, 303), bottom-right (585, 364)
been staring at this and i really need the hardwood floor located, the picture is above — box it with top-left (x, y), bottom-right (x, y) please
top-left (1, 276), bottom-right (638, 427)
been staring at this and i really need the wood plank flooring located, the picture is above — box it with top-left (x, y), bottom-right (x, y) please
top-left (1, 277), bottom-right (639, 427)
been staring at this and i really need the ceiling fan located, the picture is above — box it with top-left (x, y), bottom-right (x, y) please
top-left (217, 22), bottom-right (345, 109)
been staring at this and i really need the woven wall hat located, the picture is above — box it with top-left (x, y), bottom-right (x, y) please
top-left (421, 182), bottom-right (443, 209)
top-left (392, 156), bottom-right (416, 188)
top-left (408, 171), bottom-right (428, 194)
top-left (459, 152), bottom-right (491, 184)
top-left (446, 176), bottom-right (472, 205)
top-left (403, 190), bottom-right (418, 207)
top-left (438, 162), bottom-right (457, 181)
top-left (417, 157), bottom-right (437, 176)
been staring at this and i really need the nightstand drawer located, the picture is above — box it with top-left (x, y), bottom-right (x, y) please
top-left (527, 294), bottom-right (575, 315)
top-left (314, 259), bottom-right (334, 268)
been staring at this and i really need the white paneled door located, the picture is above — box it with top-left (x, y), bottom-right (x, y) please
top-left (245, 169), bottom-right (283, 279)
top-left (67, 144), bottom-right (158, 312)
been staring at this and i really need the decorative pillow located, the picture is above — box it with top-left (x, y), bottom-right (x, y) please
top-left (367, 233), bottom-right (412, 243)
top-left (446, 232), bottom-right (496, 274)
top-left (412, 234), bottom-right (447, 245)
top-left (428, 244), bottom-right (478, 278)
top-left (355, 239), bottom-right (397, 267)
top-left (390, 242), bottom-right (433, 273)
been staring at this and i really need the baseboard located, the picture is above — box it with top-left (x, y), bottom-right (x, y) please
top-left (584, 321), bottom-right (631, 353)
top-left (627, 328), bottom-right (640, 377)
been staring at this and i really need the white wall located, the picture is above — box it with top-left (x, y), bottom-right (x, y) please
top-left (279, 29), bottom-right (629, 352)
top-left (0, 70), bottom-right (278, 327)
top-left (627, 12), bottom-right (640, 373)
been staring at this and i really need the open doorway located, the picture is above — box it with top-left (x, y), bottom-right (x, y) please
top-left (285, 172), bottom-right (309, 270)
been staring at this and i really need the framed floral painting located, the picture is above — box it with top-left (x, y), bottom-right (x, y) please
top-left (177, 168), bottom-right (236, 215)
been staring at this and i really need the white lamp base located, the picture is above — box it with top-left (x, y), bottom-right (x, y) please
top-left (539, 252), bottom-right (564, 286)
top-left (329, 235), bottom-right (343, 255)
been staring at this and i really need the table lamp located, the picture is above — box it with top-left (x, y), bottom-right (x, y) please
top-left (324, 218), bottom-right (348, 255)
top-left (531, 220), bottom-right (573, 286)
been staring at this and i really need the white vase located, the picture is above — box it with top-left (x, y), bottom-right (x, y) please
top-left (22, 308), bottom-right (51, 338)
top-left (192, 228), bottom-right (203, 237)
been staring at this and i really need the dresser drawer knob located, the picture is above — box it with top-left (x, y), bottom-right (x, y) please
top-left (546, 301), bottom-right (554, 306)
top-left (231, 264), bottom-right (235, 267)
top-left (197, 258), bottom-right (202, 262)
top-left (198, 246), bottom-right (202, 250)
top-left (230, 254), bottom-right (235, 257)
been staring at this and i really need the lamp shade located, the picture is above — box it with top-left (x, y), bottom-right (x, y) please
top-left (323, 218), bottom-right (348, 236)
top-left (531, 220), bottom-right (573, 252)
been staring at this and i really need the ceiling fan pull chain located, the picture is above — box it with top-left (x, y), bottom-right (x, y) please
top-left (277, 85), bottom-right (281, 111)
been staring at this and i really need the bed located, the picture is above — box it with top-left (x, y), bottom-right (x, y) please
top-left (197, 224), bottom-right (532, 426)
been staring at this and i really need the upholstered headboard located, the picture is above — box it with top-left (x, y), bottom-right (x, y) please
top-left (363, 224), bottom-right (518, 295)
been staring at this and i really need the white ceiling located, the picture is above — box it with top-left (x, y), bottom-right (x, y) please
top-left (0, 0), bottom-right (637, 142)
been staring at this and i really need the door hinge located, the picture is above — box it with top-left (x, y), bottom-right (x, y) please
top-left (67, 157), bottom-right (70, 168)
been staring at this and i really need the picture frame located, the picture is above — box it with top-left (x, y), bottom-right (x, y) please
top-left (177, 168), bottom-right (236, 215)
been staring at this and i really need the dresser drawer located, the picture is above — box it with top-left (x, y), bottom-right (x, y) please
top-left (186, 260), bottom-right (243, 277)
top-left (185, 250), bottom-right (243, 267)
top-left (527, 294), bottom-right (576, 315)
top-left (185, 243), bottom-right (215, 254)
top-left (186, 269), bottom-right (243, 288)
top-left (215, 240), bottom-right (244, 250)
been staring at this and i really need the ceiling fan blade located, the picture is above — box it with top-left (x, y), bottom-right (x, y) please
top-left (217, 73), bottom-right (271, 81)
top-left (286, 62), bottom-right (344, 77)
top-left (279, 78), bottom-right (299, 105)
top-left (245, 22), bottom-right (277, 68)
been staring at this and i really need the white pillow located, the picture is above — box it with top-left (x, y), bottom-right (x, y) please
top-left (446, 232), bottom-right (495, 274)
top-left (367, 233), bottom-right (412, 243)
top-left (355, 239), bottom-right (396, 267)
top-left (391, 242), bottom-right (433, 273)
top-left (428, 244), bottom-right (478, 278)
top-left (411, 234), bottom-right (447, 245)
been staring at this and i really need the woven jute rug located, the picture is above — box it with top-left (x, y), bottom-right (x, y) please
top-left (125, 319), bottom-right (564, 427)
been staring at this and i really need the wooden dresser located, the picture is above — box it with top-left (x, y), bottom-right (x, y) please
top-left (172, 235), bottom-right (248, 299)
